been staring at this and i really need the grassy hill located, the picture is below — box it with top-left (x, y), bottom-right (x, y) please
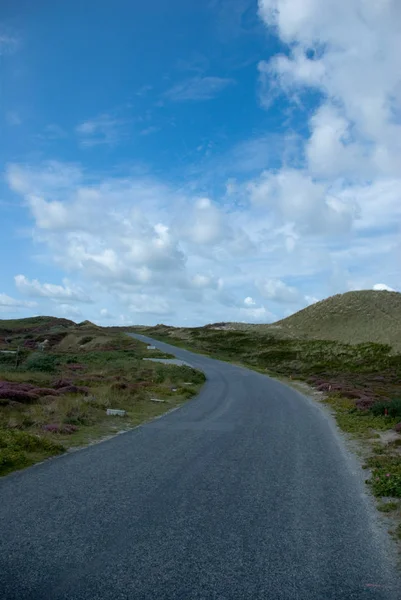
top-left (0, 316), bottom-right (75, 334)
top-left (274, 290), bottom-right (401, 350)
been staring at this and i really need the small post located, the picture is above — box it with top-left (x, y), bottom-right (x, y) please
top-left (15, 346), bottom-right (20, 369)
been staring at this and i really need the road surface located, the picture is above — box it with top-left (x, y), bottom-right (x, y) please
top-left (0, 334), bottom-right (399, 599)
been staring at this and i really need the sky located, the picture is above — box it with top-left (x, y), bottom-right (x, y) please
top-left (0, 0), bottom-right (400, 326)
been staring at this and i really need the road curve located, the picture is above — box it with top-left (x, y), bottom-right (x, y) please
top-left (0, 334), bottom-right (399, 600)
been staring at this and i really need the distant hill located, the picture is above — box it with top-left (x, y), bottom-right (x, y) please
top-left (77, 320), bottom-right (99, 328)
top-left (0, 316), bottom-right (76, 334)
top-left (274, 290), bottom-right (401, 350)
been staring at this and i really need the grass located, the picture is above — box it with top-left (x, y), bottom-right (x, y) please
top-left (0, 327), bottom-right (205, 476)
top-left (323, 395), bottom-right (400, 436)
top-left (0, 429), bottom-right (64, 476)
top-left (378, 501), bottom-right (399, 513)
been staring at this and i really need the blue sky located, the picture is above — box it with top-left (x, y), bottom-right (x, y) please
top-left (1, 0), bottom-right (400, 325)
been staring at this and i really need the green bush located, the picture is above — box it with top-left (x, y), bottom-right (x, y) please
top-left (79, 336), bottom-right (93, 345)
top-left (371, 398), bottom-right (401, 418)
top-left (369, 471), bottom-right (401, 497)
top-left (24, 352), bottom-right (58, 373)
top-left (0, 353), bottom-right (17, 367)
top-left (0, 429), bottom-right (64, 476)
top-left (366, 455), bottom-right (401, 497)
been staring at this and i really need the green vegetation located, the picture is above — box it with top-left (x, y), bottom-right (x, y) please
top-left (25, 353), bottom-right (58, 373)
top-left (365, 454), bottom-right (401, 497)
top-left (371, 399), bottom-right (401, 418)
top-left (0, 429), bottom-right (64, 476)
top-left (0, 318), bottom-right (205, 476)
top-left (378, 502), bottom-right (399, 513)
top-left (0, 315), bottom-right (75, 333)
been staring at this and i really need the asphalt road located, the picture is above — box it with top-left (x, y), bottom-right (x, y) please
top-left (0, 334), bottom-right (399, 600)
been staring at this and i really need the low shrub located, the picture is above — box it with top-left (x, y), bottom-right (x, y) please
top-left (25, 353), bottom-right (58, 373)
top-left (63, 406), bottom-right (93, 426)
top-left (355, 396), bottom-right (376, 411)
top-left (378, 501), bottom-right (399, 513)
top-left (42, 423), bottom-right (78, 434)
top-left (79, 336), bottom-right (93, 345)
top-left (368, 471), bottom-right (401, 497)
top-left (371, 398), bottom-right (401, 418)
top-left (366, 455), bottom-right (401, 497)
top-left (0, 429), bottom-right (64, 475)
top-left (0, 353), bottom-right (17, 367)
top-left (0, 382), bottom-right (39, 404)
top-left (52, 379), bottom-right (72, 389)
top-left (58, 385), bottom-right (89, 395)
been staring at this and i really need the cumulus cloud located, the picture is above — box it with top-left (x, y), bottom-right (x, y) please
top-left (184, 198), bottom-right (225, 245)
top-left (257, 278), bottom-right (304, 304)
top-left (239, 305), bottom-right (275, 323)
top-left (248, 168), bottom-right (357, 236)
top-left (258, 0), bottom-right (401, 179)
top-left (373, 283), bottom-right (396, 292)
top-left (15, 275), bottom-right (93, 303)
top-left (244, 296), bottom-right (256, 306)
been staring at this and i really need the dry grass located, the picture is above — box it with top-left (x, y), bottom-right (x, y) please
top-left (275, 290), bottom-right (401, 351)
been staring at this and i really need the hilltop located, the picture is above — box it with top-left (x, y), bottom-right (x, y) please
top-left (0, 316), bottom-right (76, 336)
top-left (274, 290), bottom-right (401, 350)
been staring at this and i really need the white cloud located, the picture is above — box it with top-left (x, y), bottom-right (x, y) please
top-left (244, 296), bottom-right (256, 306)
top-left (257, 278), bottom-right (304, 304)
top-left (250, 0), bottom-right (401, 306)
top-left (373, 283), bottom-right (396, 292)
top-left (5, 152), bottom-right (400, 325)
top-left (76, 114), bottom-right (127, 147)
top-left (15, 275), bottom-right (92, 303)
top-left (7, 161), bottom-right (82, 197)
top-left (184, 197), bottom-right (225, 245)
top-left (0, 294), bottom-right (36, 308)
top-left (164, 76), bottom-right (235, 101)
top-left (248, 168), bottom-right (356, 236)
top-left (239, 305), bottom-right (275, 323)
top-left (258, 0), bottom-right (401, 179)
top-left (128, 294), bottom-right (171, 315)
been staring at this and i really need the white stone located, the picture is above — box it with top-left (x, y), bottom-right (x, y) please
top-left (106, 408), bottom-right (127, 416)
